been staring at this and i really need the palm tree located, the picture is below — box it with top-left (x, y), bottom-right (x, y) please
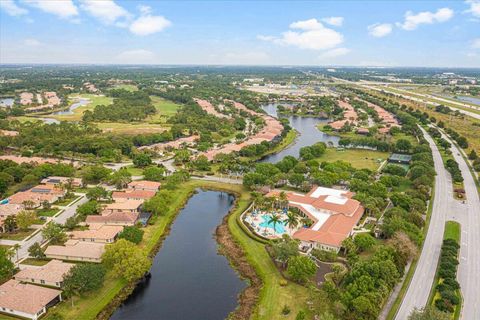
top-left (13, 243), bottom-right (21, 261)
top-left (279, 191), bottom-right (288, 210)
top-left (284, 212), bottom-right (299, 235)
top-left (268, 213), bottom-right (282, 235)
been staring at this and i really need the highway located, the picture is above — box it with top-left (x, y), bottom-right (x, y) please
top-left (440, 131), bottom-right (480, 320)
top-left (395, 127), bottom-right (451, 319)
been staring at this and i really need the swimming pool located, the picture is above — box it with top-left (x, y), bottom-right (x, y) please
top-left (259, 215), bottom-right (287, 234)
top-left (0, 199), bottom-right (8, 205)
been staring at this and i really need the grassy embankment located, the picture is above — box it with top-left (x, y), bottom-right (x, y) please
top-left (377, 86), bottom-right (480, 116)
top-left (316, 148), bottom-right (388, 171)
top-left (46, 180), bottom-right (323, 320)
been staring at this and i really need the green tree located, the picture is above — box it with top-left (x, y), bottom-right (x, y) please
top-left (42, 222), bottom-right (67, 245)
top-left (63, 263), bottom-right (106, 294)
top-left (3, 215), bottom-right (17, 232)
top-left (354, 233), bottom-right (376, 252)
top-left (268, 213), bottom-right (282, 235)
top-left (28, 242), bottom-right (45, 259)
top-left (108, 169), bottom-right (132, 189)
top-left (16, 210), bottom-right (37, 231)
top-left (143, 166), bottom-right (165, 182)
top-left (81, 165), bottom-right (111, 184)
top-left (271, 236), bottom-right (299, 267)
top-left (64, 216), bottom-right (78, 230)
top-left (0, 247), bottom-right (14, 282)
top-left (102, 239), bottom-right (151, 282)
top-left (133, 153), bottom-right (153, 168)
top-left (76, 200), bottom-right (100, 218)
top-left (284, 212), bottom-right (299, 236)
top-left (395, 139), bottom-right (412, 153)
top-left (118, 226), bottom-right (144, 244)
top-left (287, 255), bottom-right (317, 283)
top-left (86, 186), bottom-right (108, 201)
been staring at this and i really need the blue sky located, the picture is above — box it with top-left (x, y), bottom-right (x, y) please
top-left (1, 0), bottom-right (479, 67)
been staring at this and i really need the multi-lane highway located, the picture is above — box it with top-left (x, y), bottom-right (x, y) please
top-left (395, 127), bottom-right (451, 319)
top-left (440, 131), bottom-right (480, 320)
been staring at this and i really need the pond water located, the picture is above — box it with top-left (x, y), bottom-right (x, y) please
top-left (0, 98), bottom-right (14, 108)
top-left (456, 95), bottom-right (480, 106)
top-left (110, 190), bottom-right (246, 320)
top-left (51, 98), bottom-right (90, 115)
top-left (260, 103), bottom-right (340, 163)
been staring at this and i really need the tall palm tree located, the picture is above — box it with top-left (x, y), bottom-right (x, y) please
top-left (268, 213), bottom-right (281, 235)
top-left (279, 191), bottom-right (288, 210)
top-left (284, 211), bottom-right (299, 235)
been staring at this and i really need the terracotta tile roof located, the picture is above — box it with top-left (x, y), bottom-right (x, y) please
top-left (69, 225), bottom-right (123, 241)
top-left (0, 203), bottom-right (23, 217)
top-left (138, 135), bottom-right (198, 151)
top-left (86, 211), bottom-right (139, 225)
top-left (112, 190), bottom-right (156, 200)
top-left (15, 260), bottom-right (74, 284)
top-left (104, 199), bottom-right (144, 211)
top-left (45, 240), bottom-right (105, 260)
top-left (0, 280), bottom-right (61, 315)
top-left (128, 180), bottom-right (161, 191)
top-left (0, 129), bottom-right (19, 136)
top-left (194, 98), bottom-right (230, 118)
top-left (8, 191), bottom-right (59, 207)
top-left (267, 186), bottom-right (364, 248)
top-left (41, 176), bottom-right (82, 186)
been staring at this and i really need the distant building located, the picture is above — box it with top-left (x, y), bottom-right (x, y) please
top-left (112, 189), bottom-right (156, 201)
top-left (14, 260), bottom-right (74, 288)
top-left (0, 279), bottom-right (62, 320)
top-left (41, 176), bottom-right (82, 188)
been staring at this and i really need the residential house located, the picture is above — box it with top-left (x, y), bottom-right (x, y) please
top-left (127, 181), bottom-right (161, 192)
top-left (41, 176), bottom-right (82, 188)
top-left (68, 224), bottom-right (123, 243)
top-left (8, 184), bottom-right (66, 208)
top-left (14, 260), bottom-right (74, 288)
top-left (0, 280), bottom-right (62, 320)
top-left (86, 199), bottom-right (143, 227)
top-left (112, 189), bottom-right (156, 202)
top-left (44, 240), bottom-right (105, 263)
top-left (0, 204), bottom-right (23, 233)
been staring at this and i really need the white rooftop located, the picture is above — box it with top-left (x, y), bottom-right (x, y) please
top-left (325, 195), bottom-right (348, 205)
top-left (291, 202), bottom-right (331, 231)
top-left (309, 186), bottom-right (347, 199)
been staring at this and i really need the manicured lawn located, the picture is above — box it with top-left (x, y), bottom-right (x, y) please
top-left (50, 94), bottom-right (114, 122)
top-left (124, 165), bottom-right (144, 176)
top-left (0, 229), bottom-right (36, 241)
top-left (21, 258), bottom-right (51, 266)
top-left (37, 208), bottom-right (61, 217)
top-left (444, 221), bottom-right (461, 242)
top-left (112, 84), bottom-right (138, 92)
top-left (149, 96), bottom-right (180, 122)
top-left (316, 147), bottom-right (389, 171)
top-left (54, 194), bottom-right (80, 206)
top-left (95, 121), bottom-right (168, 135)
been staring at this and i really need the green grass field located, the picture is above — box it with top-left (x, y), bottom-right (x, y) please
top-left (444, 221), bottom-right (461, 242)
top-left (316, 148), bottom-right (389, 171)
top-left (149, 96), bottom-right (181, 122)
top-left (51, 94), bottom-right (113, 122)
top-left (112, 84), bottom-right (138, 92)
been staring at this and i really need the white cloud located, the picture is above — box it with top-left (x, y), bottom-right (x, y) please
top-left (79, 0), bottom-right (131, 25)
top-left (23, 38), bottom-right (41, 46)
top-left (0, 0), bottom-right (28, 16)
top-left (318, 47), bottom-right (350, 59)
top-left (260, 19), bottom-right (344, 50)
top-left (138, 5), bottom-right (152, 15)
top-left (465, 0), bottom-right (480, 18)
top-left (368, 23), bottom-right (393, 37)
top-left (322, 16), bottom-right (344, 27)
top-left (115, 49), bottom-right (156, 64)
top-left (466, 52), bottom-right (478, 57)
top-left (397, 7), bottom-right (454, 30)
top-left (289, 18), bottom-right (323, 30)
top-left (23, 0), bottom-right (78, 19)
top-left (129, 14), bottom-right (171, 36)
top-left (472, 38), bottom-right (480, 49)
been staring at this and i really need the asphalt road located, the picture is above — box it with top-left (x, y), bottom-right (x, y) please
top-left (395, 127), bottom-right (451, 319)
top-left (440, 131), bottom-right (480, 320)
top-left (13, 194), bottom-right (87, 262)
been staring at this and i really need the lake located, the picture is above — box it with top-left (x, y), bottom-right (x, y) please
top-left (260, 103), bottom-right (340, 163)
top-left (0, 98), bottom-right (14, 108)
top-left (110, 190), bottom-right (246, 320)
top-left (51, 97), bottom-right (90, 115)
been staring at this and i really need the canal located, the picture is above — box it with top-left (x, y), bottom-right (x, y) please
top-left (110, 190), bottom-right (246, 320)
top-left (260, 103), bottom-right (340, 163)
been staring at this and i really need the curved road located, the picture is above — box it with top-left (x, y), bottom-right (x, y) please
top-left (395, 127), bottom-right (451, 319)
